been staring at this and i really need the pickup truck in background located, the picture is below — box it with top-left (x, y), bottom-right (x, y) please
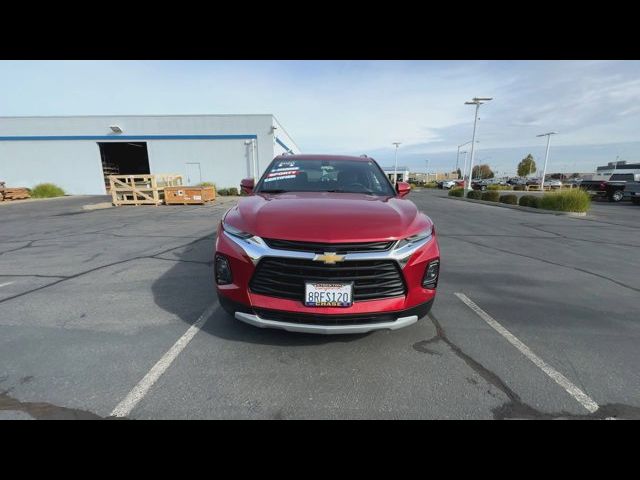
top-left (579, 172), bottom-right (640, 202)
top-left (626, 181), bottom-right (640, 205)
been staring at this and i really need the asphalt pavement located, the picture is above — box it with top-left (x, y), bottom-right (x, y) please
top-left (1, 191), bottom-right (638, 419)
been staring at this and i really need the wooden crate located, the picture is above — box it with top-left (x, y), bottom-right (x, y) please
top-left (164, 186), bottom-right (216, 205)
top-left (0, 187), bottom-right (31, 201)
top-left (109, 174), bottom-right (183, 206)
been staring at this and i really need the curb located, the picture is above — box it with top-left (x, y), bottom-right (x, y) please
top-left (446, 196), bottom-right (589, 217)
top-left (0, 195), bottom-right (80, 207)
top-left (82, 202), bottom-right (113, 211)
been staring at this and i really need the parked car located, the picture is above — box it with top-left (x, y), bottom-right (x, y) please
top-left (580, 172), bottom-right (640, 202)
top-left (545, 179), bottom-right (563, 188)
top-left (471, 180), bottom-right (490, 191)
top-left (487, 178), bottom-right (507, 186)
top-left (441, 180), bottom-right (457, 189)
top-left (215, 154), bottom-right (440, 334)
top-left (626, 181), bottom-right (640, 205)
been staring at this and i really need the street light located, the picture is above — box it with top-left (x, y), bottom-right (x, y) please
top-left (464, 97), bottom-right (493, 192)
top-left (392, 142), bottom-right (401, 185)
top-left (456, 140), bottom-right (473, 178)
top-left (461, 150), bottom-right (468, 182)
top-left (536, 131), bottom-right (558, 190)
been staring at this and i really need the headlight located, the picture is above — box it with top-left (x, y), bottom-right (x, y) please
top-left (395, 226), bottom-right (433, 250)
top-left (222, 220), bottom-right (253, 239)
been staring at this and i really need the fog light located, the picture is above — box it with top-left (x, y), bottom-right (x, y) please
top-left (215, 254), bottom-right (233, 285)
top-left (422, 260), bottom-right (439, 289)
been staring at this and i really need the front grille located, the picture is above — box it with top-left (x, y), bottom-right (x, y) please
top-left (263, 238), bottom-right (394, 254)
top-left (250, 258), bottom-right (406, 302)
top-left (253, 308), bottom-right (398, 325)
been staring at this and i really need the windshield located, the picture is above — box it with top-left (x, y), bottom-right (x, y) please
top-left (609, 174), bottom-right (634, 181)
top-left (254, 158), bottom-right (396, 196)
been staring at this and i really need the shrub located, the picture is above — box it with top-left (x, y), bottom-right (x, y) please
top-left (499, 194), bottom-right (518, 205)
top-left (481, 191), bottom-right (500, 202)
top-left (519, 195), bottom-right (540, 208)
top-left (539, 189), bottom-right (591, 213)
top-left (217, 188), bottom-right (229, 196)
top-left (467, 190), bottom-right (483, 200)
top-left (513, 185), bottom-right (526, 191)
top-left (30, 183), bottom-right (65, 198)
top-left (487, 184), bottom-right (512, 191)
top-left (423, 182), bottom-right (438, 189)
top-left (448, 188), bottom-right (464, 197)
top-left (198, 182), bottom-right (216, 188)
top-left (228, 187), bottom-right (239, 196)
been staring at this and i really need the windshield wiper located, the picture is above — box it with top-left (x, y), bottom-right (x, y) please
top-left (326, 189), bottom-right (376, 194)
top-left (259, 189), bottom-right (288, 194)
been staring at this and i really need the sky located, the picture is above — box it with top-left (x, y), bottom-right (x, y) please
top-left (1, 60), bottom-right (639, 175)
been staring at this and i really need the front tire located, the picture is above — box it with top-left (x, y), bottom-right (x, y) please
top-left (609, 190), bottom-right (624, 202)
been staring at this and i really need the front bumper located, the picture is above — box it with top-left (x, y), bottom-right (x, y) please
top-left (222, 295), bottom-right (433, 334)
top-left (214, 223), bottom-right (439, 334)
top-left (235, 311), bottom-right (419, 334)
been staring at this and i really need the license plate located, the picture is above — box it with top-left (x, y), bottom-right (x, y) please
top-left (304, 282), bottom-right (353, 307)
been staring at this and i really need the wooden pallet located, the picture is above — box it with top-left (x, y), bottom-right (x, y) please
top-left (0, 187), bottom-right (31, 201)
top-left (109, 174), bottom-right (183, 206)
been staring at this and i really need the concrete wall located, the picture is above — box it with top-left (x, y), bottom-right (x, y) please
top-left (0, 114), bottom-right (301, 195)
top-left (147, 139), bottom-right (252, 191)
top-left (0, 141), bottom-right (106, 195)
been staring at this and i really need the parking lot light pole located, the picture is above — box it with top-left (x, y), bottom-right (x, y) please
top-left (461, 150), bottom-right (468, 182)
top-left (392, 142), bottom-right (401, 185)
top-left (464, 97), bottom-right (492, 192)
top-left (537, 132), bottom-right (557, 191)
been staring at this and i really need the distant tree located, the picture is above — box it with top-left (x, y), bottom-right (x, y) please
top-left (456, 168), bottom-right (462, 179)
top-left (472, 164), bottom-right (494, 179)
top-left (517, 154), bottom-right (537, 177)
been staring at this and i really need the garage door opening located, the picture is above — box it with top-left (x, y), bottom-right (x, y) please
top-left (98, 142), bottom-right (150, 192)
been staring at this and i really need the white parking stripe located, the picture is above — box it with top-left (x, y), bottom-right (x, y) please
top-left (110, 302), bottom-right (218, 418)
top-left (454, 292), bottom-right (600, 414)
top-left (0, 282), bottom-right (15, 288)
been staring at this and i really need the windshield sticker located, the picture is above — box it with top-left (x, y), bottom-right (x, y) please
top-left (277, 161), bottom-right (296, 168)
top-left (271, 166), bottom-right (300, 173)
top-left (267, 170), bottom-right (299, 178)
top-left (264, 175), bottom-right (297, 182)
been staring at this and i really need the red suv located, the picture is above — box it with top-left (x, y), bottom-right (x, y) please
top-left (214, 155), bottom-right (440, 334)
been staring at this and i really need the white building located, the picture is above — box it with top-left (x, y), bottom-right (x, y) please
top-left (381, 166), bottom-right (411, 183)
top-left (0, 114), bottom-right (300, 195)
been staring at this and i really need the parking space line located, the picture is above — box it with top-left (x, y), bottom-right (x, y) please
top-left (454, 292), bottom-right (600, 414)
top-left (110, 302), bottom-right (218, 418)
top-left (0, 282), bottom-right (15, 288)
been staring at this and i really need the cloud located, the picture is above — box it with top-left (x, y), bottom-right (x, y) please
top-left (0, 60), bottom-right (638, 170)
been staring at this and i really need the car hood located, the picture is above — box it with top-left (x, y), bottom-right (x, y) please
top-left (223, 192), bottom-right (432, 243)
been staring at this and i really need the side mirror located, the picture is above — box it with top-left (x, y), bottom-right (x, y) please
top-left (240, 178), bottom-right (255, 195)
top-left (396, 181), bottom-right (411, 198)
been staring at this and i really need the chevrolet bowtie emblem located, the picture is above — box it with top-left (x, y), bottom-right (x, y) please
top-left (313, 252), bottom-right (345, 264)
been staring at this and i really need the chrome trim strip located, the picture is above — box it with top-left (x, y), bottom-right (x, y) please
top-left (234, 311), bottom-right (418, 334)
top-left (222, 230), bottom-right (432, 267)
